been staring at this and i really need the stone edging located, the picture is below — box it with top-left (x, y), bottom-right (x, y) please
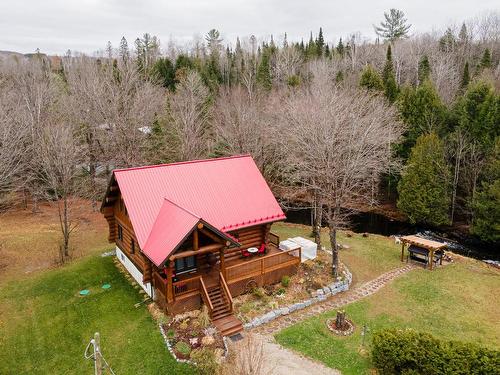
top-left (158, 324), bottom-right (229, 365)
top-left (243, 265), bottom-right (353, 330)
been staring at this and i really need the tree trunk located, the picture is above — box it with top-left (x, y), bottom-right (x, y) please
top-left (312, 190), bottom-right (322, 249)
top-left (329, 205), bottom-right (340, 278)
top-left (336, 310), bottom-right (346, 330)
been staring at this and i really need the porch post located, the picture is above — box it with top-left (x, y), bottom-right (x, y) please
top-left (219, 248), bottom-right (226, 279)
top-left (193, 229), bottom-right (199, 251)
top-left (429, 249), bottom-right (434, 270)
top-left (401, 242), bottom-right (405, 262)
top-left (165, 261), bottom-right (174, 303)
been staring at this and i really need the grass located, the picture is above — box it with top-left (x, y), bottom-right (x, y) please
top-left (0, 255), bottom-right (194, 374)
top-left (272, 222), bottom-right (402, 285)
top-left (275, 258), bottom-right (500, 375)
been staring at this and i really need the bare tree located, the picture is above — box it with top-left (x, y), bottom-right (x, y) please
top-left (166, 70), bottom-right (211, 161)
top-left (37, 122), bottom-right (86, 262)
top-left (0, 76), bottom-right (28, 206)
top-left (278, 85), bottom-right (404, 276)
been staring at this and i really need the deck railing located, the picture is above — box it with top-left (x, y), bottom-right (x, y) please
top-left (173, 275), bottom-right (201, 297)
top-left (153, 271), bottom-right (168, 297)
top-left (199, 277), bottom-right (214, 316)
top-left (225, 247), bottom-right (301, 283)
top-left (219, 272), bottom-right (233, 313)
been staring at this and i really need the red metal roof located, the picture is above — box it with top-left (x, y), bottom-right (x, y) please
top-left (113, 155), bottom-right (285, 266)
top-left (142, 199), bottom-right (200, 266)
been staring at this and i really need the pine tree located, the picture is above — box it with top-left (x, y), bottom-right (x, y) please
top-left (458, 22), bottom-right (468, 44)
top-left (471, 138), bottom-right (500, 242)
top-left (336, 38), bottom-right (344, 57)
top-left (461, 62), bottom-right (470, 89)
top-left (359, 64), bottom-right (384, 91)
top-left (316, 27), bottom-right (325, 56)
top-left (119, 36), bottom-right (129, 62)
top-left (152, 58), bottom-right (176, 90)
top-left (480, 48), bottom-right (492, 69)
top-left (417, 55), bottom-right (431, 84)
top-left (397, 80), bottom-right (447, 159)
top-left (374, 9), bottom-right (412, 41)
top-left (458, 80), bottom-right (499, 150)
top-left (382, 45), bottom-right (398, 102)
top-left (439, 28), bottom-right (456, 52)
top-left (397, 133), bottom-right (451, 226)
top-left (256, 49), bottom-right (272, 91)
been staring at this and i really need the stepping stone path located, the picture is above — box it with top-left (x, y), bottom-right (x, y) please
top-left (251, 264), bottom-right (416, 335)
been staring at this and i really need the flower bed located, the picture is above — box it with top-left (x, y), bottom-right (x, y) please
top-left (159, 309), bottom-right (227, 363)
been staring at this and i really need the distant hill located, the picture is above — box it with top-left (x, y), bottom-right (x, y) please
top-left (0, 50), bottom-right (62, 70)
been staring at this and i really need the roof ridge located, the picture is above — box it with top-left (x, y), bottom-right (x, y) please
top-left (162, 197), bottom-right (201, 220)
top-left (113, 154), bottom-right (252, 173)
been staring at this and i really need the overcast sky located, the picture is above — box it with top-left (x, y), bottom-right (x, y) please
top-left (1, 0), bottom-right (498, 55)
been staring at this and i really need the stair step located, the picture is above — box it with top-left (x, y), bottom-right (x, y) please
top-left (213, 315), bottom-right (243, 336)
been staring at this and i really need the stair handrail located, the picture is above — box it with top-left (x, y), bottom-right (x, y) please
top-left (199, 277), bottom-right (214, 315)
top-left (219, 272), bottom-right (233, 313)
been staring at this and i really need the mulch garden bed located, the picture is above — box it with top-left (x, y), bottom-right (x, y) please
top-left (162, 309), bottom-right (225, 361)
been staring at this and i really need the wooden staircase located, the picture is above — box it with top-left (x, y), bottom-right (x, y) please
top-left (201, 273), bottom-right (242, 337)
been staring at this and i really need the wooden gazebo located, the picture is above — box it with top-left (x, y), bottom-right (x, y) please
top-left (400, 235), bottom-right (447, 270)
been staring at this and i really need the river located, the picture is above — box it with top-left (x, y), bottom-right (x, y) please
top-left (284, 208), bottom-right (499, 262)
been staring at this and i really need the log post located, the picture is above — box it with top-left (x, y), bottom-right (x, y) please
top-left (429, 249), bottom-right (434, 270)
top-left (401, 242), bottom-right (405, 262)
top-left (219, 248), bottom-right (226, 279)
top-left (193, 229), bottom-right (199, 251)
top-left (166, 262), bottom-right (174, 303)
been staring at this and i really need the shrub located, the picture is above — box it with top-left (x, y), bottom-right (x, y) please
top-left (372, 329), bottom-right (500, 375)
top-left (191, 347), bottom-right (220, 374)
top-left (198, 305), bottom-right (211, 328)
top-left (166, 329), bottom-right (175, 339)
top-left (276, 288), bottom-right (286, 296)
top-left (281, 275), bottom-right (290, 288)
top-left (179, 319), bottom-right (189, 330)
top-left (174, 341), bottom-right (191, 356)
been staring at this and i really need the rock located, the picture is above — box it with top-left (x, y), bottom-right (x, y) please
top-left (323, 286), bottom-right (332, 295)
top-left (316, 288), bottom-right (324, 295)
top-left (189, 337), bottom-right (198, 345)
top-left (243, 323), bottom-right (253, 329)
top-left (342, 244), bottom-right (350, 249)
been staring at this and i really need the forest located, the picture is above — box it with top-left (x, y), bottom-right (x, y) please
top-left (0, 9), bottom-right (499, 263)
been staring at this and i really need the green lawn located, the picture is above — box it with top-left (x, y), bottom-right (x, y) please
top-left (272, 222), bottom-right (402, 285)
top-left (275, 259), bottom-right (500, 374)
top-left (0, 255), bottom-right (194, 375)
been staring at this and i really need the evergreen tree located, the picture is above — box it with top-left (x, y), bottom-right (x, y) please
top-left (458, 22), bottom-right (468, 44)
top-left (439, 28), bottom-right (456, 52)
top-left (256, 49), bottom-right (272, 91)
top-left (336, 38), bottom-right (344, 57)
top-left (335, 70), bottom-right (344, 83)
top-left (316, 27), bottom-right (325, 56)
top-left (152, 58), bottom-right (176, 90)
top-left (324, 44), bottom-right (331, 58)
top-left (359, 64), bottom-right (384, 91)
top-left (145, 119), bottom-right (168, 164)
top-left (479, 48), bottom-right (492, 69)
top-left (461, 62), bottom-right (470, 89)
top-left (374, 9), bottom-right (411, 41)
top-left (119, 36), bottom-right (129, 62)
top-left (397, 133), bottom-right (451, 226)
top-left (417, 55), bottom-right (431, 84)
top-left (382, 45), bottom-right (398, 102)
top-left (397, 80), bottom-right (447, 159)
top-left (471, 138), bottom-right (500, 242)
top-left (458, 80), bottom-right (499, 150)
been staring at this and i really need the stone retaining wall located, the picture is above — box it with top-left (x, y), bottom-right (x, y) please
top-left (243, 265), bottom-right (352, 330)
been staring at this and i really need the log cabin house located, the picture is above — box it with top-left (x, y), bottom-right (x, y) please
top-left (100, 155), bottom-right (301, 336)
